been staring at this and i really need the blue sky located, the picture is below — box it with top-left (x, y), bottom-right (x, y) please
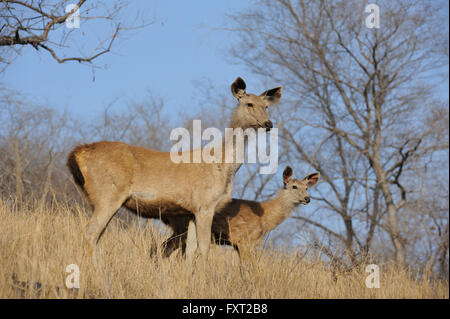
top-left (3, 0), bottom-right (257, 119)
top-left (3, 0), bottom-right (448, 121)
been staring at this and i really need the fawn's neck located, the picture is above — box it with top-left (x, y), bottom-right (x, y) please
top-left (261, 190), bottom-right (298, 232)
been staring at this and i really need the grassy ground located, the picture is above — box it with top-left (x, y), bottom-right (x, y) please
top-left (0, 198), bottom-right (447, 299)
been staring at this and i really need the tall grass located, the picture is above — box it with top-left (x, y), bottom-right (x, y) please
top-left (0, 197), bottom-right (447, 299)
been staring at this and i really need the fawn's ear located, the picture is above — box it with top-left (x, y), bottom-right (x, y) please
top-left (231, 77), bottom-right (246, 99)
top-left (304, 172), bottom-right (320, 187)
top-left (260, 86), bottom-right (282, 106)
top-left (283, 166), bottom-right (293, 184)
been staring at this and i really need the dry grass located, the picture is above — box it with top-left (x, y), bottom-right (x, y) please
top-left (0, 198), bottom-right (447, 299)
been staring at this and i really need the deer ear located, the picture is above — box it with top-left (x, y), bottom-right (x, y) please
top-left (304, 172), bottom-right (320, 187)
top-left (260, 86), bottom-right (282, 106)
top-left (231, 77), bottom-right (246, 99)
top-left (283, 166), bottom-right (293, 184)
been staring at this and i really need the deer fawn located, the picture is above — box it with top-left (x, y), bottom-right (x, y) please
top-left (159, 166), bottom-right (319, 257)
top-left (67, 77), bottom-right (282, 259)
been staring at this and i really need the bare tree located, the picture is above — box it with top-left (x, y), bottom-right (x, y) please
top-left (0, 86), bottom-right (78, 203)
top-left (226, 0), bottom-right (449, 268)
top-left (400, 103), bottom-right (449, 277)
top-left (87, 93), bottom-right (172, 151)
top-left (0, 0), bottom-right (152, 71)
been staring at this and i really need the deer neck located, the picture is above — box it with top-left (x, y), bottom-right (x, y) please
top-left (261, 190), bottom-right (298, 232)
top-left (219, 109), bottom-right (252, 175)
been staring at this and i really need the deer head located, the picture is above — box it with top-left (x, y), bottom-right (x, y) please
top-left (230, 77), bottom-right (282, 131)
top-left (282, 166), bottom-right (319, 205)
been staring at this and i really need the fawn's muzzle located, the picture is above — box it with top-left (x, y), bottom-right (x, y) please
top-left (265, 121), bottom-right (273, 131)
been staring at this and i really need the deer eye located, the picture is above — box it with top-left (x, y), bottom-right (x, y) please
top-left (265, 106), bottom-right (268, 110)
top-left (247, 103), bottom-right (253, 107)
top-left (292, 185), bottom-right (297, 189)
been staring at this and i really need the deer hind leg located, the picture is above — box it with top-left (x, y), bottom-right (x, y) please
top-left (85, 195), bottom-right (127, 257)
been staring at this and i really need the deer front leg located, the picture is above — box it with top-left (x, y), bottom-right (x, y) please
top-left (161, 232), bottom-right (186, 258)
top-left (161, 215), bottom-right (191, 258)
top-left (195, 208), bottom-right (214, 261)
top-left (185, 219), bottom-right (198, 259)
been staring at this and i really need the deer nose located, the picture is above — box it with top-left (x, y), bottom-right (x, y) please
top-left (265, 121), bottom-right (273, 131)
top-left (305, 196), bottom-right (310, 203)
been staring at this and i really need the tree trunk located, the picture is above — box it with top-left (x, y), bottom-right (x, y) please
top-left (373, 161), bottom-right (406, 265)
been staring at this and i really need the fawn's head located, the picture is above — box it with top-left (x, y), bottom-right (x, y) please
top-left (230, 77), bottom-right (282, 131)
top-left (282, 166), bottom-right (319, 205)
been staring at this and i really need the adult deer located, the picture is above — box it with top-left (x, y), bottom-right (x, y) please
top-left (67, 77), bottom-right (282, 259)
top-left (159, 166), bottom-right (319, 257)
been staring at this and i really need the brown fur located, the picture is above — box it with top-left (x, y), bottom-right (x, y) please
top-left (160, 167), bottom-right (319, 257)
top-left (67, 77), bottom-right (283, 259)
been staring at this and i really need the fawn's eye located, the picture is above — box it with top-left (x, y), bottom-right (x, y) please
top-left (247, 103), bottom-right (253, 107)
top-left (292, 185), bottom-right (298, 189)
top-left (265, 106), bottom-right (268, 110)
